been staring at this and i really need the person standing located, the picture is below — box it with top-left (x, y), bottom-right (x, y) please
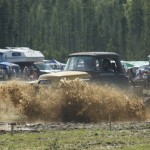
top-left (23, 66), bottom-right (30, 80)
top-left (33, 69), bottom-right (38, 80)
top-left (127, 68), bottom-right (135, 83)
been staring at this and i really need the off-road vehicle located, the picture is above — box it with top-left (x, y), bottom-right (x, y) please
top-left (32, 52), bottom-right (128, 89)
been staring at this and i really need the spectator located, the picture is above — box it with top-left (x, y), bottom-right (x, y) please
top-left (23, 66), bottom-right (30, 80)
top-left (11, 65), bottom-right (16, 78)
top-left (143, 71), bottom-right (149, 88)
top-left (0, 66), bottom-right (5, 79)
top-left (127, 68), bottom-right (135, 83)
top-left (136, 69), bottom-right (143, 80)
top-left (33, 69), bottom-right (38, 80)
top-left (7, 66), bottom-right (11, 80)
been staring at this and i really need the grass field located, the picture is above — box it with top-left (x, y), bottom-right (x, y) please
top-left (0, 122), bottom-right (150, 150)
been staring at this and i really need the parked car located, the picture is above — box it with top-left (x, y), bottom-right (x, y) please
top-left (20, 62), bottom-right (61, 81)
top-left (31, 62), bottom-right (60, 77)
top-left (0, 62), bottom-right (21, 79)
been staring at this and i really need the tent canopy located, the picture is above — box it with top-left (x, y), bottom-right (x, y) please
top-left (121, 61), bottom-right (149, 68)
top-left (49, 59), bottom-right (66, 66)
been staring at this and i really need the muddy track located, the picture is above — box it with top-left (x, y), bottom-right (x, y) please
top-left (0, 121), bottom-right (150, 134)
top-left (0, 80), bottom-right (150, 134)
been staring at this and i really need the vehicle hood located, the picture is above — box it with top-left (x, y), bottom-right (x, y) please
top-left (39, 71), bottom-right (90, 80)
top-left (30, 71), bottom-right (90, 85)
top-left (0, 61), bottom-right (19, 67)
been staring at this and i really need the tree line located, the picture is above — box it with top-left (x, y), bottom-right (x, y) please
top-left (0, 0), bottom-right (149, 62)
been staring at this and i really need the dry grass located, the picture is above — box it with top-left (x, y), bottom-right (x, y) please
top-left (59, 79), bottom-right (146, 122)
top-left (0, 79), bottom-right (147, 123)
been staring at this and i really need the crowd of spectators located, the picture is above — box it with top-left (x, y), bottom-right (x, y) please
top-left (22, 66), bottom-right (38, 81)
top-left (0, 65), bottom-right (39, 81)
top-left (125, 66), bottom-right (150, 88)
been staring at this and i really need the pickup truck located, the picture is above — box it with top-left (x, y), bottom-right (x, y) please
top-left (31, 52), bottom-right (128, 89)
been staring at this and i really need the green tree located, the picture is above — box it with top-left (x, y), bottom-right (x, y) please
top-left (127, 0), bottom-right (144, 60)
top-left (143, 0), bottom-right (150, 59)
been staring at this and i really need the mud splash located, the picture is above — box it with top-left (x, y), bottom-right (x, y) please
top-left (0, 80), bottom-right (147, 123)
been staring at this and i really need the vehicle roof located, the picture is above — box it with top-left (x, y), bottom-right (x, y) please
top-left (69, 52), bottom-right (119, 57)
top-left (0, 62), bottom-right (19, 66)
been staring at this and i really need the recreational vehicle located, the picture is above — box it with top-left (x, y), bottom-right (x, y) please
top-left (0, 47), bottom-right (44, 70)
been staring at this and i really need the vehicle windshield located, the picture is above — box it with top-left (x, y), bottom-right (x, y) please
top-left (65, 56), bottom-right (122, 73)
top-left (35, 63), bottom-right (52, 70)
top-left (65, 56), bottom-right (99, 71)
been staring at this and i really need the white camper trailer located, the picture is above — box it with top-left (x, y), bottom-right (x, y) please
top-left (0, 47), bottom-right (44, 70)
top-left (0, 47), bottom-right (44, 63)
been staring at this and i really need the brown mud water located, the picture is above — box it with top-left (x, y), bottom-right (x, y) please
top-left (0, 79), bottom-right (149, 123)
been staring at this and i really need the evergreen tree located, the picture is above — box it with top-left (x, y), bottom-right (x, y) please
top-left (143, 0), bottom-right (150, 59)
top-left (0, 0), bottom-right (149, 61)
top-left (127, 0), bottom-right (144, 60)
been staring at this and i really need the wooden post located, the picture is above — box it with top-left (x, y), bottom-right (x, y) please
top-left (109, 114), bottom-right (111, 130)
top-left (10, 123), bottom-right (16, 135)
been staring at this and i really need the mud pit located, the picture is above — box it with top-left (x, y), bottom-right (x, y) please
top-left (0, 79), bottom-right (149, 131)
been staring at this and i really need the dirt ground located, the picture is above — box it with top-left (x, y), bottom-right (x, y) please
top-left (1, 117), bottom-right (150, 135)
top-left (0, 80), bottom-right (150, 134)
top-left (0, 121), bottom-right (150, 134)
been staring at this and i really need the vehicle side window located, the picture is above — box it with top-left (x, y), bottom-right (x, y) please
top-left (101, 58), bottom-right (120, 73)
top-left (12, 52), bottom-right (21, 56)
